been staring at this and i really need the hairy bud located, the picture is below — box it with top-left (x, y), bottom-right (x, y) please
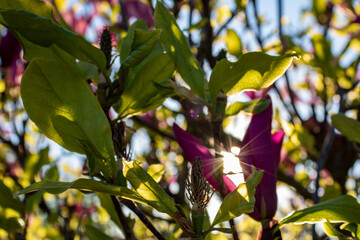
top-left (100, 26), bottom-right (112, 69)
top-left (186, 157), bottom-right (214, 209)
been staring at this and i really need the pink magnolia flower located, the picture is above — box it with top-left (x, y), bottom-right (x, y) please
top-left (173, 123), bottom-right (236, 193)
top-left (174, 96), bottom-right (284, 222)
top-left (239, 100), bottom-right (284, 221)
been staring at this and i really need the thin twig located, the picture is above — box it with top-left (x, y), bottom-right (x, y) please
top-left (214, 11), bottom-right (239, 38)
top-left (278, 0), bottom-right (303, 123)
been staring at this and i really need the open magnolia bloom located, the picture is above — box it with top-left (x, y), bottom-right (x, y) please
top-left (173, 97), bottom-right (284, 222)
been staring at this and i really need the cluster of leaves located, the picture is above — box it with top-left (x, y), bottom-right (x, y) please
top-left (0, 0), bottom-right (359, 239)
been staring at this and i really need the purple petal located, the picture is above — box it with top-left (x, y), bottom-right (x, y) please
top-left (0, 31), bottom-right (21, 67)
top-left (272, 131), bottom-right (285, 168)
top-left (173, 124), bottom-right (236, 193)
top-left (240, 99), bottom-right (283, 220)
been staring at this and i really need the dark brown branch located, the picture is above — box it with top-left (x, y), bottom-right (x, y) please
top-left (121, 199), bottom-right (166, 240)
top-left (199, 0), bottom-right (215, 68)
top-left (111, 196), bottom-right (135, 239)
top-left (132, 116), bottom-right (176, 141)
top-left (277, 170), bottom-right (313, 200)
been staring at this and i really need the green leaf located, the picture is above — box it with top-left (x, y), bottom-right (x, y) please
top-left (209, 52), bottom-right (296, 104)
top-left (15, 179), bottom-right (148, 205)
top-left (0, 9), bottom-right (107, 72)
top-left (23, 147), bottom-right (49, 183)
top-left (120, 20), bottom-right (148, 63)
top-left (225, 98), bottom-right (271, 116)
top-left (115, 53), bottom-right (175, 118)
top-left (341, 223), bottom-right (360, 239)
top-left (279, 195), bottom-right (360, 225)
top-left (0, 0), bottom-right (54, 19)
top-left (323, 220), bottom-right (349, 240)
top-left (312, 34), bottom-right (331, 65)
top-left (224, 29), bottom-right (242, 58)
top-left (155, 2), bottom-right (207, 99)
top-left (204, 232), bottom-right (229, 240)
top-left (44, 165), bottom-right (59, 181)
top-left (211, 167), bottom-right (263, 226)
top-left (147, 164), bottom-right (165, 183)
top-left (84, 224), bottom-right (113, 240)
top-left (123, 161), bottom-right (177, 216)
top-left (25, 190), bottom-right (44, 214)
top-left (98, 193), bottom-right (123, 230)
top-left (76, 61), bottom-right (100, 84)
top-left (0, 181), bottom-right (24, 214)
top-left (331, 114), bottom-right (360, 144)
top-left (187, 18), bottom-right (208, 33)
top-left (21, 57), bottom-right (115, 180)
top-left (123, 29), bottom-right (161, 68)
top-left (0, 217), bottom-right (22, 233)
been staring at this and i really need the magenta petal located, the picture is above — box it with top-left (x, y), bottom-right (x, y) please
top-left (173, 124), bottom-right (236, 193)
top-left (0, 31), bottom-right (21, 67)
top-left (272, 131), bottom-right (285, 168)
top-left (240, 100), bottom-right (281, 221)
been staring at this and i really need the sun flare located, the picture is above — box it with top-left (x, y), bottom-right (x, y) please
top-left (221, 148), bottom-right (244, 186)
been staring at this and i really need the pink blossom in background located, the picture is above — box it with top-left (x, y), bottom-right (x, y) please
top-left (124, 0), bottom-right (154, 27)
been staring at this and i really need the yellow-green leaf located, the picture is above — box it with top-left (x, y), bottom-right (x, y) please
top-left (123, 161), bottom-right (177, 216)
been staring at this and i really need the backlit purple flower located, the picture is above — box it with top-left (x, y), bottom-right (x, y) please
top-left (239, 100), bottom-right (284, 221)
top-left (173, 124), bottom-right (236, 193)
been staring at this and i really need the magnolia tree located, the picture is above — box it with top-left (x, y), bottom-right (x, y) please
top-left (0, 0), bottom-right (360, 239)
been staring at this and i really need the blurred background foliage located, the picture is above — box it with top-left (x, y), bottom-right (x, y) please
top-left (0, 0), bottom-right (360, 239)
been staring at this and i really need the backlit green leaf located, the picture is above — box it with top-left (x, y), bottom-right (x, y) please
top-left (123, 161), bottom-right (177, 216)
top-left (225, 29), bottom-right (242, 58)
top-left (0, 0), bottom-right (54, 19)
top-left (323, 220), bottom-right (349, 240)
top-left (331, 114), bottom-right (360, 144)
top-left (123, 29), bottom-right (161, 68)
top-left (15, 179), bottom-right (147, 205)
top-left (155, 2), bottom-right (207, 99)
top-left (115, 53), bottom-right (175, 118)
top-left (120, 19), bottom-right (148, 63)
top-left (211, 167), bottom-right (263, 226)
top-left (147, 164), bottom-right (166, 183)
top-left (209, 52), bottom-right (296, 103)
top-left (279, 195), bottom-right (360, 225)
top-left (21, 57), bottom-right (115, 180)
top-left (225, 98), bottom-right (270, 116)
